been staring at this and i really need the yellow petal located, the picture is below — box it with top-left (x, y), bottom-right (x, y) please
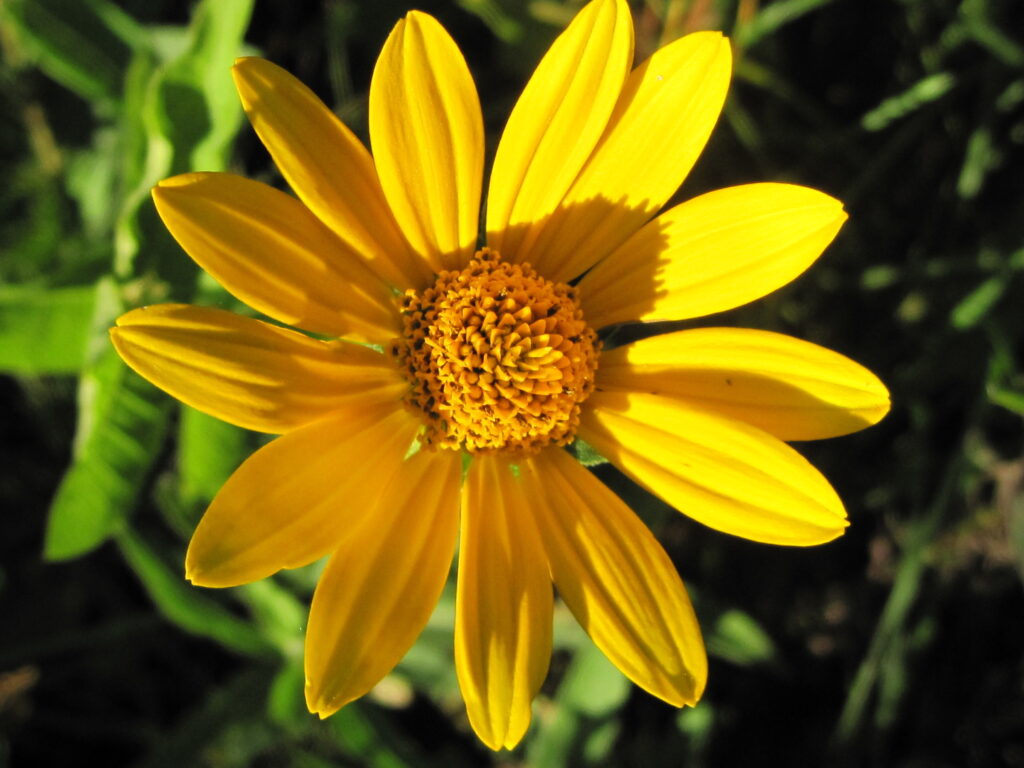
top-left (485, 0), bottom-right (633, 265)
top-left (152, 173), bottom-right (397, 342)
top-left (305, 448), bottom-right (461, 717)
top-left (232, 57), bottom-right (430, 289)
top-left (579, 391), bottom-right (848, 545)
top-left (579, 183), bottom-right (847, 328)
top-left (598, 327), bottom-right (891, 440)
top-left (456, 455), bottom-right (552, 750)
top-left (521, 448), bottom-right (706, 706)
top-left (525, 32), bottom-right (732, 283)
top-left (111, 304), bottom-right (406, 434)
top-left (185, 403), bottom-right (420, 588)
top-left (370, 11), bottom-right (483, 272)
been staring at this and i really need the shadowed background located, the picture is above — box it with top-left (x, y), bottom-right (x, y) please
top-left (1, 0), bottom-right (1022, 766)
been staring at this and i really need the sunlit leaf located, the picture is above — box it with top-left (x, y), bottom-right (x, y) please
top-left (44, 344), bottom-right (172, 559)
top-left (0, 283), bottom-right (98, 375)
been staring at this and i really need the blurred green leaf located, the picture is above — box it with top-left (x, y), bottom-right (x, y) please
top-left (178, 405), bottom-right (249, 508)
top-left (457, 0), bottom-right (524, 43)
top-left (988, 386), bottom-right (1024, 416)
top-left (1, 166), bottom-right (66, 282)
top-left (112, 44), bottom-right (172, 279)
top-left (239, 578), bottom-right (307, 659)
top-left (117, 527), bottom-right (273, 657)
top-left (267, 656), bottom-right (307, 729)
top-left (861, 73), bottom-right (955, 132)
top-left (1, 0), bottom-right (130, 109)
top-left (950, 275), bottom-right (1006, 330)
top-left (64, 128), bottom-right (120, 239)
top-left (327, 705), bottom-right (415, 768)
top-left (957, 127), bottom-right (1001, 199)
top-left (861, 265), bottom-right (901, 291)
top-left (960, 0), bottom-right (1024, 66)
top-left (582, 719), bottom-right (621, 765)
top-left (156, 0), bottom-right (254, 173)
top-left (0, 283), bottom-right (98, 374)
top-left (42, 279), bottom-right (177, 560)
top-left (529, 643), bottom-right (630, 767)
top-left (559, 642), bottom-right (630, 718)
top-left (677, 702), bottom-right (715, 750)
top-left (735, 0), bottom-right (834, 49)
top-left (115, 0), bottom-right (253, 281)
top-left (706, 609), bottom-right (776, 666)
top-left (44, 343), bottom-right (171, 559)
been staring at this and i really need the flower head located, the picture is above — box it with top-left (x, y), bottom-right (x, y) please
top-left (110, 0), bottom-right (889, 751)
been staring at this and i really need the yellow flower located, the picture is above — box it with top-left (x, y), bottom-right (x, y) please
top-left (110, 0), bottom-right (889, 751)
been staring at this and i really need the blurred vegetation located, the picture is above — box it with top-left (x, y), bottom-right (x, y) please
top-left (1, 0), bottom-right (1022, 766)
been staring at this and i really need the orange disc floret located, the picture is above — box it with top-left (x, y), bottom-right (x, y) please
top-left (391, 248), bottom-right (599, 454)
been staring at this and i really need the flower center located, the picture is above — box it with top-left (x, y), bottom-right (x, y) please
top-left (391, 248), bottom-right (599, 455)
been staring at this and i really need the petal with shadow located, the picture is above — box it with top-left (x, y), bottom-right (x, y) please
top-left (526, 31), bottom-right (732, 283)
top-left (520, 448), bottom-right (706, 706)
top-left (111, 304), bottom-right (406, 435)
top-left (579, 183), bottom-right (846, 328)
top-left (185, 402), bottom-right (420, 588)
top-left (578, 390), bottom-right (848, 546)
top-left (153, 173), bottom-right (397, 342)
top-left (370, 11), bottom-right (483, 272)
top-left (486, 0), bottom-right (633, 267)
top-left (306, 448), bottom-right (461, 717)
top-left (597, 327), bottom-right (890, 440)
top-left (232, 57), bottom-right (429, 289)
top-left (456, 454), bottom-right (552, 750)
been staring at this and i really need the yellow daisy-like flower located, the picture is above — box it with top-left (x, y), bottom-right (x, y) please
top-left (110, 0), bottom-right (889, 750)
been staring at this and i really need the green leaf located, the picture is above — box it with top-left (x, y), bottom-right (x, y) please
top-left (988, 386), bottom-right (1024, 416)
top-left (327, 706), bottom-right (414, 768)
top-left (736, 0), bottom-right (834, 49)
top-left (456, 0), bottom-right (524, 44)
top-left (178, 405), bottom-right (249, 508)
top-left (238, 579), bottom-right (307, 659)
top-left (559, 642), bottom-right (630, 718)
top-left (0, 166), bottom-right (67, 282)
top-left (0, 283), bottom-right (98, 374)
top-left (957, 127), bottom-right (1002, 199)
top-left (44, 280), bottom-right (170, 559)
top-left (529, 643), bottom-right (630, 768)
top-left (266, 656), bottom-right (307, 729)
top-left (1, 0), bottom-right (130, 109)
top-left (960, 0), bottom-right (1024, 67)
top-left (861, 73), bottom-right (956, 132)
top-left (44, 344), bottom-right (172, 559)
top-left (676, 703), bottom-right (715, 753)
top-left (706, 609), bottom-right (776, 667)
top-left (116, 527), bottom-right (273, 657)
top-left (860, 265), bottom-right (901, 291)
top-left (114, 0), bottom-right (254, 281)
top-left (950, 275), bottom-right (1006, 330)
top-left (155, 0), bottom-right (255, 173)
